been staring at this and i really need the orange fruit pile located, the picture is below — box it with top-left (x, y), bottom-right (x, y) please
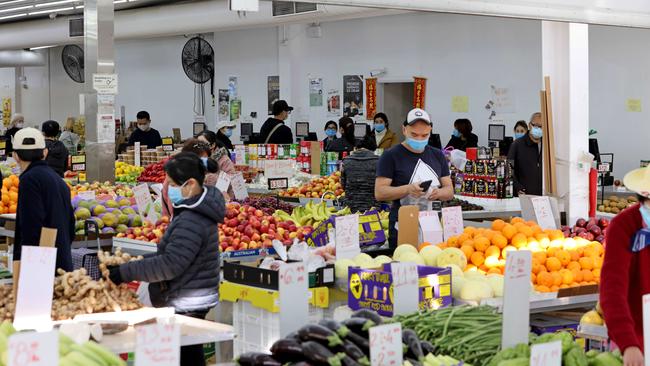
top-left (0, 175), bottom-right (19, 214)
top-left (439, 217), bottom-right (604, 292)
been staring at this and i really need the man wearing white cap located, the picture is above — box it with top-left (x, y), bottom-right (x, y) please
top-left (600, 165), bottom-right (650, 366)
top-left (12, 127), bottom-right (74, 272)
top-left (375, 108), bottom-right (454, 247)
top-left (215, 120), bottom-right (235, 151)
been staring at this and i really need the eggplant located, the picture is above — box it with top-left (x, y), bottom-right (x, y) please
top-left (298, 324), bottom-right (344, 347)
top-left (420, 341), bottom-right (436, 356)
top-left (342, 318), bottom-right (375, 336)
top-left (344, 331), bottom-right (369, 355)
top-left (286, 331), bottom-right (301, 341)
top-left (319, 319), bottom-right (351, 338)
top-left (351, 309), bottom-right (382, 325)
top-left (270, 339), bottom-right (305, 363)
top-left (402, 329), bottom-right (424, 361)
top-left (288, 363), bottom-right (315, 366)
top-left (340, 355), bottom-right (361, 366)
top-left (302, 341), bottom-right (344, 366)
top-left (334, 340), bottom-right (370, 366)
top-left (236, 353), bottom-right (281, 366)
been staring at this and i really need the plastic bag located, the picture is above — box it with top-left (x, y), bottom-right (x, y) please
top-left (449, 149), bottom-right (467, 171)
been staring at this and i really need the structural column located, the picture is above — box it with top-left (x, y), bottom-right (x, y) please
top-left (84, 0), bottom-right (115, 182)
top-left (541, 21), bottom-right (590, 224)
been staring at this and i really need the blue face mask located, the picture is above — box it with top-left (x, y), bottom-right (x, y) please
top-left (641, 204), bottom-right (650, 227)
top-left (200, 157), bottom-right (208, 167)
top-left (531, 127), bottom-right (543, 139)
top-left (452, 129), bottom-right (461, 138)
top-left (325, 129), bottom-right (337, 137)
top-left (224, 128), bottom-right (233, 138)
top-left (405, 137), bottom-right (428, 152)
top-left (374, 124), bottom-right (386, 133)
top-left (167, 181), bottom-right (187, 205)
top-left (514, 132), bottom-right (525, 139)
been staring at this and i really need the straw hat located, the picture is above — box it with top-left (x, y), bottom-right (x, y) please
top-left (624, 166), bottom-right (650, 198)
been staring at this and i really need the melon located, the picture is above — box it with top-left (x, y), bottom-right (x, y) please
top-left (393, 244), bottom-right (418, 260)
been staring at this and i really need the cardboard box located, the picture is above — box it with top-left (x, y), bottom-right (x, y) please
top-left (223, 260), bottom-right (335, 290)
top-left (347, 264), bottom-right (452, 317)
top-left (304, 210), bottom-right (386, 248)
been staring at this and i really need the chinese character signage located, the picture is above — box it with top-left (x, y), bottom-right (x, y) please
top-left (366, 77), bottom-right (377, 119)
top-left (413, 77), bottom-right (427, 109)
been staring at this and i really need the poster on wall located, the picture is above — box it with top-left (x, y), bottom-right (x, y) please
top-left (490, 85), bottom-right (514, 113)
top-left (343, 75), bottom-right (364, 117)
top-left (413, 77), bottom-right (427, 109)
top-left (230, 99), bottom-right (241, 121)
top-left (327, 89), bottom-right (341, 118)
top-left (1, 98), bottom-right (11, 127)
top-left (309, 78), bottom-right (323, 107)
top-left (268, 76), bottom-right (280, 115)
top-left (228, 76), bottom-right (238, 99)
top-left (218, 89), bottom-right (230, 122)
top-left (97, 114), bottom-right (115, 143)
top-left (365, 78), bottom-right (377, 119)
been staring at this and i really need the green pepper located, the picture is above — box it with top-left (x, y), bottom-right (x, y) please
top-left (564, 346), bottom-right (588, 366)
top-left (496, 357), bottom-right (529, 366)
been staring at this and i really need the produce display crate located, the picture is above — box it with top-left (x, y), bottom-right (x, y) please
top-left (454, 287), bottom-right (599, 313)
top-left (220, 247), bottom-right (278, 261)
top-left (219, 281), bottom-right (330, 312)
top-left (223, 260), bottom-right (334, 290)
top-left (348, 264), bottom-right (452, 317)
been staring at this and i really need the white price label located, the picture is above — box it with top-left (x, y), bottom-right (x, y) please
top-left (335, 214), bottom-right (360, 260)
top-left (265, 160), bottom-right (294, 179)
top-left (418, 211), bottom-right (443, 245)
top-left (133, 184), bottom-right (157, 224)
top-left (279, 262), bottom-right (309, 337)
top-left (531, 196), bottom-right (557, 230)
top-left (441, 206), bottom-right (464, 241)
top-left (215, 171), bottom-right (231, 192)
top-left (13, 246), bottom-right (57, 331)
top-left (369, 323), bottom-right (402, 366)
top-left (530, 341), bottom-right (562, 366)
top-left (8, 331), bottom-right (58, 366)
top-left (135, 323), bottom-right (181, 366)
top-left (391, 262), bottom-right (419, 316)
top-left (502, 250), bottom-right (532, 349)
top-left (230, 172), bottom-right (248, 201)
top-left (77, 191), bottom-right (96, 201)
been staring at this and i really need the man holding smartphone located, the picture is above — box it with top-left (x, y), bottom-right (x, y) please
top-left (375, 108), bottom-right (455, 248)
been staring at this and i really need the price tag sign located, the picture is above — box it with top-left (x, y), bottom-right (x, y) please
top-left (161, 137), bottom-right (174, 152)
top-left (230, 172), bottom-right (248, 201)
top-left (502, 250), bottom-right (532, 349)
top-left (134, 142), bottom-right (141, 167)
top-left (335, 214), bottom-right (360, 260)
top-left (530, 341), bottom-right (562, 366)
top-left (0, 138), bottom-right (6, 159)
top-left (391, 262), bottom-right (419, 316)
top-left (597, 163), bottom-right (610, 173)
top-left (133, 184), bottom-right (157, 223)
top-left (369, 323), bottom-right (402, 366)
top-left (418, 211), bottom-right (443, 245)
top-left (268, 177), bottom-right (288, 191)
top-left (265, 160), bottom-right (294, 179)
top-left (215, 171), bottom-right (232, 192)
top-left (77, 191), bottom-right (96, 201)
top-left (135, 323), bottom-right (181, 366)
top-left (92, 73), bottom-right (118, 94)
top-left (70, 155), bottom-right (86, 172)
top-left (279, 262), bottom-right (308, 337)
top-left (8, 330), bottom-right (58, 366)
top-left (235, 145), bottom-right (246, 165)
top-left (441, 206), bottom-right (464, 241)
top-left (13, 246), bottom-right (57, 331)
top-left (531, 196), bottom-right (557, 230)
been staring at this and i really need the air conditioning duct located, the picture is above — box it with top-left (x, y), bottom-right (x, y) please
top-left (0, 50), bottom-right (46, 67)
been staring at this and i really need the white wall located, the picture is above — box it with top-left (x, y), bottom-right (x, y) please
top-left (0, 67), bottom-right (15, 129)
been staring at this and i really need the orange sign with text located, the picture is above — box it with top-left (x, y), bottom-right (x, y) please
top-left (413, 77), bottom-right (427, 109)
top-left (366, 78), bottom-right (377, 119)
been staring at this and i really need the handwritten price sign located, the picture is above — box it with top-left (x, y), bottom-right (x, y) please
top-left (8, 331), bottom-right (58, 366)
top-left (530, 341), bottom-right (562, 366)
top-left (230, 172), bottom-right (249, 201)
top-left (391, 262), bottom-right (419, 315)
top-left (135, 323), bottom-right (181, 366)
top-left (502, 250), bottom-right (532, 349)
top-left (369, 323), bottom-right (402, 366)
top-left (215, 171), bottom-right (231, 192)
top-left (13, 246), bottom-right (57, 331)
top-left (335, 214), bottom-right (360, 260)
top-left (279, 262), bottom-right (308, 337)
top-left (441, 206), bottom-right (464, 240)
top-left (531, 196), bottom-right (557, 230)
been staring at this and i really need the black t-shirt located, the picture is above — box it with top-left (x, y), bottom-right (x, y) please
top-left (376, 144), bottom-right (451, 210)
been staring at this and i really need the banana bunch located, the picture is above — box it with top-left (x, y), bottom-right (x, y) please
top-left (274, 202), bottom-right (352, 228)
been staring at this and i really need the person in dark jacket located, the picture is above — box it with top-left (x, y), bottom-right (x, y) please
top-left (109, 152), bottom-right (225, 366)
top-left (216, 120), bottom-right (235, 151)
top-left (342, 132), bottom-right (379, 213)
top-left (5, 114), bottom-right (24, 155)
top-left (507, 112), bottom-right (543, 196)
top-left (12, 128), bottom-right (74, 272)
top-left (323, 120), bottom-right (338, 150)
top-left (445, 118), bottom-right (478, 151)
top-left (127, 111), bottom-right (163, 148)
top-left (326, 117), bottom-right (355, 153)
top-left (259, 100), bottom-right (294, 144)
top-left (42, 120), bottom-right (69, 177)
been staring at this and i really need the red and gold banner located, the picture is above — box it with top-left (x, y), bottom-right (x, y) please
top-left (413, 77), bottom-right (427, 109)
top-left (365, 77), bottom-right (377, 119)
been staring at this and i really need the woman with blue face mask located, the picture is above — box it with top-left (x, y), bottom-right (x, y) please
top-left (215, 121), bottom-right (236, 151)
top-left (323, 120), bottom-right (338, 150)
top-left (373, 112), bottom-right (398, 149)
top-left (513, 120), bottom-right (528, 139)
top-left (445, 118), bottom-right (478, 152)
top-left (107, 152), bottom-right (225, 366)
top-left (600, 166), bottom-right (650, 366)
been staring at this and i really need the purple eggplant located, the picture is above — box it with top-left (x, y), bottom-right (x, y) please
top-left (270, 339), bottom-right (304, 363)
top-left (318, 319), bottom-right (351, 338)
top-left (342, 318), bottom-right (375, 337)
top-left (301, 341), bottom-right (344, 366)
top-left (236, 353), bottom-right (281, 366)
top-left (351, 309), bottom-right (382, 325)
top-left (298, 324), bottom-right (344, 347)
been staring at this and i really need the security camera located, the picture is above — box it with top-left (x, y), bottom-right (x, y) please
top-left (369, 68), bottom-right (387, 77)
top-left (49, 13), bottom-right (57, 19)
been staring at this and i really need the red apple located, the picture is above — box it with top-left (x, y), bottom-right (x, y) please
top-left (589, 226), bottom-right (602, 236)
top-left (598, 218), bottom-right (609, 228)
top-left (576, 218), bottom-right (587, 228)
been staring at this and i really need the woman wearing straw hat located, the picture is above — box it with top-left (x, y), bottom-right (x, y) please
top-left (600, 165), bottom-right (650, 366)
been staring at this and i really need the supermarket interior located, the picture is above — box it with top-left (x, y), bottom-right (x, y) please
top-left (0, 0), bottom-right (649, 365)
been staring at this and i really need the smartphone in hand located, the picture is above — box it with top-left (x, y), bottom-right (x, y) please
top-left (419, 180), bottom-right (433, 191)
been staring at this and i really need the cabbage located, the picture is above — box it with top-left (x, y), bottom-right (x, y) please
top-left (459, 280), bottom-right (494, 301)
top-left (436, 248), bottom-right (467, 270)
top-left (398, 252), bottom-right (425, 265)
top-left (393, 244), bottom-right (418, 260)
top-left (419, 245), bottom-right (442, 266)
top-left (486, 274), bottom-right (504, 297)
top-left (452, 276), bottom-right (465, 298)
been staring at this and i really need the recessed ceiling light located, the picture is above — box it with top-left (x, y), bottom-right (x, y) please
top-left (0, 5), bottom-right (32, 13)
top-left (0, 12), bottom-right (26, 19)
top-left (34, 0), bottom-right (77, 7)
top-left (28, 6), bottom-right (73, 14)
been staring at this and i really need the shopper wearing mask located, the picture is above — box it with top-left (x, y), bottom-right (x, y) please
top-left (260, 100), bottom-right (294, 144)
top-left (5, 113), bottom-right (25, 154)
top-left (108, 152), bottom-right (225, 366)
top-left (326, 117), bottom-right (355, 153)
top-left (341, 132), bottom-right (379, 213)
top-left (375, 108), bottom-right (454, 248)
top-left (513, 120), bottom-right (528, 139)
top-left (373, 112), bottom-right (398, 150)
top-left (128, 111), bottom-right (163, 148)
top-left (215, 120), bottom-right (235, 151)
top-left (445, 118), bottom-right (478, 151)
top-left (197, 130), bottom-right (236, 175)
top-left (323, 121), bottom-right (338, 150)
top-left (600, 166), bottom-right (650, 366)
top-left (507, 112), bottom-right (543, 196)
top-left (42, 120), bottom-right (69, 177)
top-left (12, 128), bottom-right (74, 272)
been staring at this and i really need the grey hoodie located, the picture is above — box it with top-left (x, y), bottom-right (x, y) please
top-left (120, 186), bottom-right (225, 313)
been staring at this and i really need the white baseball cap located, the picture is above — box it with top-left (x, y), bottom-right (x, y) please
top-left (216, 120), bottom-right (236, 130)
top-left (624, 166), bottom-right (650, 199)
top-left (405, 108), bottom-right (432, 126)
top-left (13, 127), bottom-right (46, 150)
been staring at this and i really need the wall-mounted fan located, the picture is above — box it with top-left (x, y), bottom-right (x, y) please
top-left (181, 36), bottom-right (214, 116)
top-left (61, 44), bottom-right (85, 83)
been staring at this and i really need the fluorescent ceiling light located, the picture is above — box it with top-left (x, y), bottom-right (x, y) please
top-left (28, 6), bottom-right (73, 14)
top-left (113, 0), bottom-right (126, 3)
top-left (74, 4), bottom-right (82, 8)
top-left (34, 0), bottom-right (77, 7)
top-left (0, 5), bottom-right (32, 13)
top-left (0, 0), bottom-right (28, 5)
top-left (0, 12), bottom-right (26, 19)
top-left (29, 45), bottom-right (56, 50)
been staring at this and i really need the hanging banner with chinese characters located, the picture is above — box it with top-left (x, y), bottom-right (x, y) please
top-left (365, 77), bottom-right (377, 119)
top-left (1, 98), bottom-right (11, 127)
top-left (413, 77), bottom-right (427, 109)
